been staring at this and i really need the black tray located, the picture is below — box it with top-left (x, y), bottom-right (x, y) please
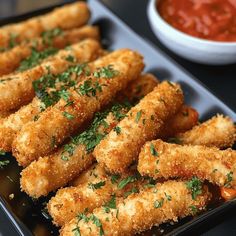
top-left (0, 1), bottom-right (235, 236)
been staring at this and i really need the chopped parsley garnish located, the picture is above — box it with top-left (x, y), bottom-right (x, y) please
top-left (78, 80), bottom-right (103, 97)
top-left (189, 205), bottom-right (198, 215)
top-left (113, 126), bottom-right (121, 134)
top-left (111, 174), bottom-right (121, 184)
top-left (8, 33), bottom-right (17, 49)
top-left (117, 174), bottom-right (140, 189)
top-left (0, 150), bottom-right (6, 155)
top-left (135, 110), bottom-right (142, 123)
top-left (88, 181), bottom-right (106, 190)
top-left (66, 55), bottom-right (76, 62)
top-left (93, 65), bottom-right (118, 79)
top-left (212, 169), bottom-right (218, 173)
top-left (186, 177), bottom-right (202, 200)
top-left (110, 103), bottom-right (130, 121)
top-left (41, 28), bottom-right (63, 46)
top-left (33, 115), bottom-right (40, 121)
top-left (154, 198), bottom-right (164, 208)
top-left (164, 192), bottom-right (172, 201)
top-left (224, 171), bottom-right (233, 188)
top-left (104, 195), bottom-right (116, 210)
top-left (18, 47), bottom-right (58, 71)
top-left (72, 227), bottom-right (81, 236)
top-left (124, 187), bottom-right (139, 198)
top-left (150, 143), bottom-right (158, 156)
top-left (61, 102), bottom-right (131, 160)
top-left (0, 160), bottom-right (10, 169)
top-left (90, 214), bottom-right (104, 236)
top-left (63, 111), bottom-right (74, 120)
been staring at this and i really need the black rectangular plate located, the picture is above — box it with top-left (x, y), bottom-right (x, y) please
top-left (0, 1), bottom-right (235, 236)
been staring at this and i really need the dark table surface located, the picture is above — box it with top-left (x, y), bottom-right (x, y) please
top-left (0, 0), bottom-right (235, 235)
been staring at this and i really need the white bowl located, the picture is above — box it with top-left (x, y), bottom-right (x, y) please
top-left (147, 0), bottom-right (236, 65)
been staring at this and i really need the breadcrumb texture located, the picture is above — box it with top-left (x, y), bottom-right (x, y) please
top-left (138, 139), bottom-right (236, 188)
top-left (0, 25), bottom-right (100, 76)
top-left (60, 180), bottom-right (211, 236)
top-left (0, 39), bottom-right (101, 112)
top-left (94, 81), bottom-right (184, 173)
top-left (178, 114), bottom-right (236, 148)
top-left (20, 74), bottom-right (156, 198)
top-left (13, 49), bottom-right (144, 166)
top-left (0, 2), bottom-right (90, 47)
top-left (0, 39), bottom-right (101, 151)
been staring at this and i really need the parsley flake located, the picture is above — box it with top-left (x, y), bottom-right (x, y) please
top-left (186, 177), bottom-right (202, 200)
top-left (88, 181), bottom-right (106, 190)
top-left (135, 110), bottom-right (142, 123)
top-left (154, 198), bottom-right (164, 208)
top-left (150, 143), bottom-right (158, 156)
top-left (0, 160), bottom-right (10, 169)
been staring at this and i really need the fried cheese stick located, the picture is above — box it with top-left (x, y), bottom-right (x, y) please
top-left (0, 26), bottom-right (100, 76)
top-left (60, 180), bottom-right (210, 236)
top-left (0, 2), bottom-right (90, 48)
top-left (20, 74), bottom-right (157, 197)
top-left (159, 105), bottom-right (199, 139)
top-left (177, 114), bottom-right (235, 148)
top-left (48, 164), bottom-right (144, 226)
top-left (13, 49), bottom-right (144, 166)
top-left (138, 139), bottom-right (236, 188)
top-left (0, 40), bottom-right (102, 151)
top-left (94, 81), bottom-right (184, 173)
top-left (45, 105), bottom-right (198, 225)
top-left (0, 39), bottom-right (102, 112)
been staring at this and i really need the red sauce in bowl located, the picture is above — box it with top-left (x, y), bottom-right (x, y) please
top-left (157, 0), bottom-right (236, 42)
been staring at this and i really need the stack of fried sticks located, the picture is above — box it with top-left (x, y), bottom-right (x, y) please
top-left (0, 2), bottom-right (235, 236)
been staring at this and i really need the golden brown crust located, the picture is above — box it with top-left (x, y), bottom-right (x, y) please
top-left (94, 81), bottom-right (184, 173)
top-left (159, 105), bottom-right (199, 139)
top-left (20, 73), bottom-right (158, 198)
top-left (0, 2), bottom-right (90, 48)
top-left (0, 26), bottom-right (100, 76)
top-left (13, 49), bottom-right (144, 167)
top-left (47, 164), bottom-right (143, 226)
top-left (0, 39), bottom-right (102, 112)
top-left (178, 114), bottom-right (236, 148)
top-left (138, 139), bottom-right (236, 188)
top-left (60, 180), bottom-right (211, 236)
top-left (0, 40), bottom-right (102, 151)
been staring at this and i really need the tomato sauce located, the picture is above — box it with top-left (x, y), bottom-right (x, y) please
top-left (158, 0), bottom-right (236, 42)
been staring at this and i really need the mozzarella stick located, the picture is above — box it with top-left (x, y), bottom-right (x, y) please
top-left (20, 74), bottom-right (157, 198)
top-left (0, 39), bottom-right (102, 112)
top-left (0, 26), bottom-right (100, 76)
top-left (0, 2), bottom-right (90, 48)
top-left (60, 180), bottom-right (211, 236)
top-left (177, 114), bottom-right (236, 148)
top-left (117, 73), bottom-right (159, 103)
top-left (138, 139), bottom-right (236, 188)
top-left (94, 81), bottom-right (184, 173)
top-left (13, 49), bottom-right (144, 166)
top-left (159, 105), bottom-right (199, 139)
top-left (47, 164), bottom-right (144, 226)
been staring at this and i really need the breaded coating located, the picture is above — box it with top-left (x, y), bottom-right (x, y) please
top-left (47, 164), bottom-right (144, 226)
top-left (60, 180), bottom-right (211, 236)
top-left (0, 2), bottom-right (90, 48)
top-left (0, 26), bottom-right (100, 76)
top-left (13, 49), bottom-right (144, 166)
top-left (117, 73), bottom-right (159, 103)
top-left (94, 81), bottom-right (184, 173)
top-left (177, 114), bottom-right (236, 148)
top-left (0, 39), bottom-right (102, 112)
top-left (159, 105), bottom-right (199, 139)
top-left (0, 40), bottom-right (102, 151)
top-left (20, 74), bottom-right (156, 198)
top-left (138, 139), bottom-right (236, 188)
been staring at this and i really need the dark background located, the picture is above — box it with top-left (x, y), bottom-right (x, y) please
top-left (0, 0), bottom-right (235, 235)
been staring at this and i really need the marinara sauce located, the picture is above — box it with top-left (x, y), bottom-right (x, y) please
top-left (158, 0), bottom-right (236, 42)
